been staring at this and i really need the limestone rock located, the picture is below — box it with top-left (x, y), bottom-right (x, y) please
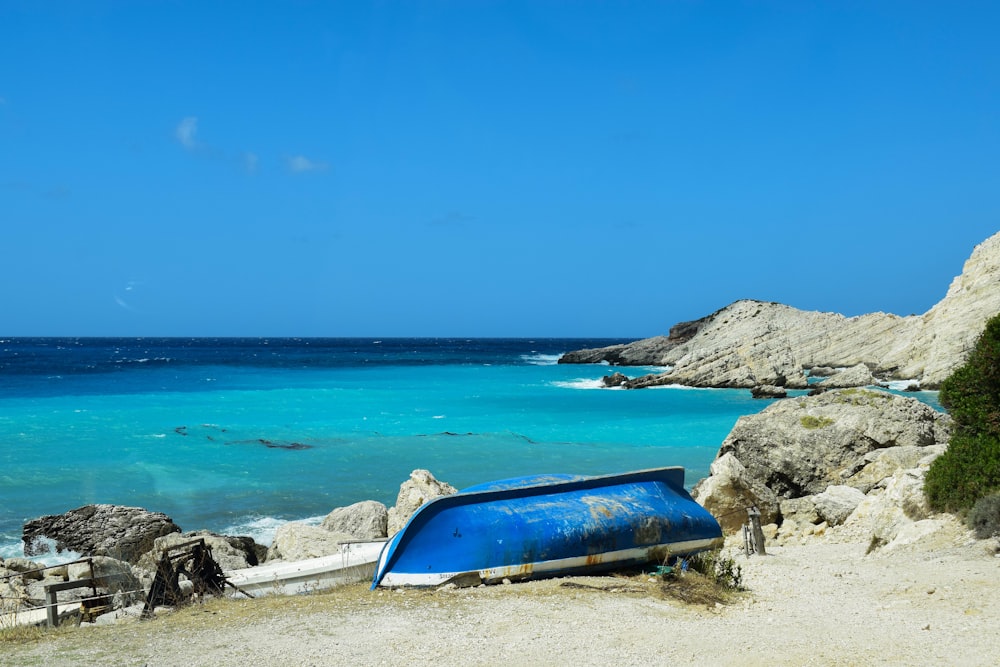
top-left (813, 486), bottom-right (866, 526)
top-left (817, 363), bottom-right (875, 389)
top-left (1, 558), bottom-right (45, 580)
top-left (779, 496), bottom-right (819, 525)
top-left (692, 453), bottom-right (779, 534)
top-left (22, 505), bottom-right (181, 564)
top-left (751, 384), bottom-right (787, 399)
top-left (387, 469), bottom-right (458, 536)
top-left (847, 445), bottom-right (946, 493)
top-left (320, 500), bottom-right (388, 540)
top-left (844, 469), bottom-right (936, 549)
top-left (66, 555), bottom-right (141, 600)
top-left (560, 232), bottom-right (1000, 389)
top-left (716, 389), bottom-right (951, 498)
top-left (265, 523), bottom-right (356, 562)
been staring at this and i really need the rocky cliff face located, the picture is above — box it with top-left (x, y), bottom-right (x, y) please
top-left (560, 232), bottom-right (1000, 389)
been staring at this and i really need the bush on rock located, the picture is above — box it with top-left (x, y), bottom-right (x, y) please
top-left (925, 313), bottom-right (1000, 511)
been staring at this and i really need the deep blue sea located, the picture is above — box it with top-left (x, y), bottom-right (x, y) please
top-left (0, 337), bottom-right (941, 561)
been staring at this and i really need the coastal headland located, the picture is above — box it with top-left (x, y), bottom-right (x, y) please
top-left (560, 231), bottom-right (1000, 391)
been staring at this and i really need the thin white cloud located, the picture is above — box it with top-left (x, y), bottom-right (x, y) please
top-left (286, 155), bottom-right (329, 173)
top-left (175, 117), bottom-right (199, 150)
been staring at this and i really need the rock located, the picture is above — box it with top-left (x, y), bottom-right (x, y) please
top-left (601, 372), bottom-right (630, 388)
top-left (845, 469), bottom-right (937, 549)
top-left (22, 505), bottom-right (181, 565)
top-left (809, 367), bottom-right (838, 377)
top-left (136, 531), bottom-right (261, 574)
top-left (714, 389), bottom-right (951, 498)
top-left (0, 569), bottom-right (28, 608)
top-left (751, 384), bottom-right (787, 399)
top-left (694, 389), bottom-right (951, 539)
top-left (692, 453), bottom-right (779, 534)
top-left (779, 496), bottom-right (820, 525)
top-left (1, 557), bottom-right (46, 580)
top-left (66, 555), bottom-right (141, 601)
top-left (813, 486), bottom-right (867, 526)
top-left (320, 500), bottom-right (389, 540)
top-left (387, 470), bottom-right (458, 536)
top-left (817, 363), bottom-right (875, 389)
top-left (560, 232), bottom-right (1000, 389)
top-left (265, 524), bottom-right (356, 562)
top-left (847, 445), bottom-right (946, 493)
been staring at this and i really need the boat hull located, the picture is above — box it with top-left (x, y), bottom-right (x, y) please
top-left (372, 467), bottom-right (723, 588)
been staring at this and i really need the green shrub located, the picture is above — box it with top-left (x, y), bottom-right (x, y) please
top-left (686, 550), bottom-right (743, 591)
top-left (967, 493), bottom-right (1000, 539)
top-left (925, 432), bottom-right (1000, 511)
top-left (926, 313), bottom-right (1000, 511)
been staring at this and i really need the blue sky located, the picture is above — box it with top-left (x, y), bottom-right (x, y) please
top-left (2, 1), bottom-right (998, 337)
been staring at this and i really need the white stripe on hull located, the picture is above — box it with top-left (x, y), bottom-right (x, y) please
top-left (375, 536), bottom-right (723, 588)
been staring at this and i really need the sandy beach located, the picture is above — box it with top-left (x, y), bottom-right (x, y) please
top-left (3, 515), bottom-right (997, 667)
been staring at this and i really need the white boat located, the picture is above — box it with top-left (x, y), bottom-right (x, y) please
top-left (225, 541), bottom-right (385, 596)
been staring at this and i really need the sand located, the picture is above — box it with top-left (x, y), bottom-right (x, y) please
top-left (3, 518), bottom-right (998, 666)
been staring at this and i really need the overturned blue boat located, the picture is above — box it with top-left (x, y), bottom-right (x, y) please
top-left (372, 467), bottom-right (723, 588)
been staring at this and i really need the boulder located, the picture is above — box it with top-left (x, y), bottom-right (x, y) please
top-left (1, 557), bottom-right (46, 580)
top-left (320, 500), bottom-right (388, 540)
top-left (751, 385), bottom-right (787, 399)
top-left (779, 496), bottom-right (820, 525)
top-left (844, 468), bottom-right (936, 549)
top-left (601, 372), bottom-right (630, 388)
top-left (816, 363), bottom-right (875, 389)
top-left (265, 523), bottom-right (356, 562)
top-left (66, 555), bottom-right (141, 602)
top-left (692, 453), bottom-right (779, 534)
top-left (22, 504), bottom-right (181, 564)
top-left (387, 470), bottom-right (458, 536)
top-left (813, 485), bottom-right (866, 526)
top-left (846, 444), bottom-right (946, 493)
top-left (714, 389), bottom-right (951, 498)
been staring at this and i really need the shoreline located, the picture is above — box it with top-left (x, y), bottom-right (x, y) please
top-left (4, 516), bottom-right (998, 666)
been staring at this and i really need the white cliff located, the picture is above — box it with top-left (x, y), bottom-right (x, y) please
top-left (562, 231), bottom-right (1000, 389)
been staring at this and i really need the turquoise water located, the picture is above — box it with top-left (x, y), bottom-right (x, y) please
top-left (0, 338), bottom-right (940, 558)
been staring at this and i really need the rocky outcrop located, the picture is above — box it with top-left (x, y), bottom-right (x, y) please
top-left (387, 469), bottom-right (458, 536)
top-left (265, 524), bottom-right (358, 562)
top-left (320, 500), bottom-right (388, 540)
top-left (693, 389), bottom-right (953, 548)
top-left (816, 363), bottom-right (875, 389)
top-left (751, 384), bottom-right (787, 399)
top-left (22, 504), bottom-right (181, 564)
top-left (561, 232), bottom-right (1000, 389)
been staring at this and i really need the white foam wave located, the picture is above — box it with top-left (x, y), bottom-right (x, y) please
top-left (522, 353), bottom-right (562, 366)
top-left (221, 514), bottom-right (325, 547)
top-left (1, 536), bottom-right (84, 566)
top-left (884, 379), bottom-right (922, 391)
top-left (552, 378), bottom-right (610, 390)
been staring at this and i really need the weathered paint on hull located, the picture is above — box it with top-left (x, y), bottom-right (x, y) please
top-left (372, 467), bottom-right (723, 588)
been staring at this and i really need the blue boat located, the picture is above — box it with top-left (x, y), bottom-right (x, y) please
top-left (371, 467), bottom-right (723, 588)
